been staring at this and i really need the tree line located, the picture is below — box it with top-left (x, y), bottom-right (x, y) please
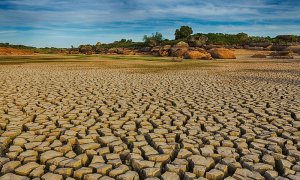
top-left (1, 26), bottom-right (299, 54)
top-left (76, 26), bottom-right (299, 53)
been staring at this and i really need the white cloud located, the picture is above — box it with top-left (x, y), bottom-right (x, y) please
top-left (0, 0), bottom-right (299, 47)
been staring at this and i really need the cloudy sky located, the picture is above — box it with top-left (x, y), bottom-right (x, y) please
top-left (1, 0), bottom-right (300, 47)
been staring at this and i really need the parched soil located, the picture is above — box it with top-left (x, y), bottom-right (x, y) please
top-left (0, 57), bottom-right (299, 179)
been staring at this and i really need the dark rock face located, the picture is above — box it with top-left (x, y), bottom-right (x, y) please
top-left (150, 46), bottom-right (161, 56)
top-left (159, 45), bottom-right (171, 57)
top-left (188, 36), bottom-right (208, 47)
top-left (140, 47), bottom-right (152, 52)
top-left (170, 41), bottom-right (189, 57)
top-left (251, 54), bottom-right (267, 58)
top-left (287, 46), bottom-right (300, 55)
top-left (270, 45), bottom-right (290, 51)
top-left (270, 51), bottom-right (294, 59)
top-left (248, 42), bottom-right (273, 48)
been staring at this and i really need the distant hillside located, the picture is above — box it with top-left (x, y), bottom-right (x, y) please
top-left (0, 47), bottom-right (34, 55)
top-left (0, 43), bottom-right (65, 54)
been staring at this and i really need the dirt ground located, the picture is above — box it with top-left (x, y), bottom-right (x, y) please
top-left (0, 55), bottom-right (299, 179)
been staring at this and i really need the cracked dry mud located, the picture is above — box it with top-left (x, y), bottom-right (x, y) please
top-left (0, 59), bottom-right (300, 180)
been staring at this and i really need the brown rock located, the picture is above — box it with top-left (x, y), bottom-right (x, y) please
top-left (209, 48), bottom-right (236, 59)
top-left (251, 54), bottom-right (267, 58)
top-left (270, 51), bottom-right (294, 59)
top-left (185, 51), bottom-right (212, 60)
top-left (159, 45), bottom-right (171, 57)
top-left (170, 42), bottom-right (189, 57)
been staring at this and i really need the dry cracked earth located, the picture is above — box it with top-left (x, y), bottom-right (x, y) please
top-left (0, 59), bottom-right (300, 180)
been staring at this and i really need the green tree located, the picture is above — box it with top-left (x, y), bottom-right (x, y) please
top-left (237, 32), bottom-right (249, 44)
top-left (120, 39), bottom-right (127, 43)
top-left (276, 35), bottom-right (299, 42)
top-left (96, 42), bottom-right (102, 46)
top-left (79, 44), bottom-right (93, 54)
top-left (143, 32), bottom-right (163, 47)
top-left (95, 42), bottom-right (103, 54)
top-left (175, 26), bottom-right (193, 40)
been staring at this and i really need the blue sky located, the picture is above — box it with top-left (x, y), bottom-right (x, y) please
top-left (0, 0), bottom-right (300, 47)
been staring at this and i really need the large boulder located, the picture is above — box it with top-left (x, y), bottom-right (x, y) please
top-left (150, 46), bottom-right (161, 56)
top-left (159, 45), bottom-right (171, 57)
top-left (287, 45), bottom-right (300, 55)
top-left (170, 41), bottom-right (189, 57)
top-left (270, 45), bottom-right (290, 51)
top-left (171, 48), bottom-right (189, 57)
top-left (209, 48), bottom-right (236, 59)
top-left (185, 50), bottom-right (212, 60)
top-left (188, 36), bottom-right (208, 47)
top-left (270, 51), bottom-right (294, 59)
top-left (108, 48), bottom-right (126, 55)
top-left (175, 41), bottom-right (189, 48)
top-left (251, 54), bottom-right (267, 58)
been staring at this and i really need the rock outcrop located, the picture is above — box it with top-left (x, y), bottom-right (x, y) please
top-left (251, 54), bottom-right (267, 58)
top-left (188, 36), bottom-right (208, 47)
top-left (209, 48), bottom-right (236, 59)
top-left (185, 50), bottom-right (212, 60)
top-left (159, 45), bottom-right (171, 57)
top-left (270, 51), bottom-right (294, 59)
top-left (170, 41), bottom-right (189, 57)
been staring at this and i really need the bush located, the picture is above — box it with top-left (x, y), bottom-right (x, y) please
top-left (79, 45), bottom-right (93, 54)
top-left (143, 32), bottom-right (163, 47)
top-left (175, 26), bottom-right (193, 40)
